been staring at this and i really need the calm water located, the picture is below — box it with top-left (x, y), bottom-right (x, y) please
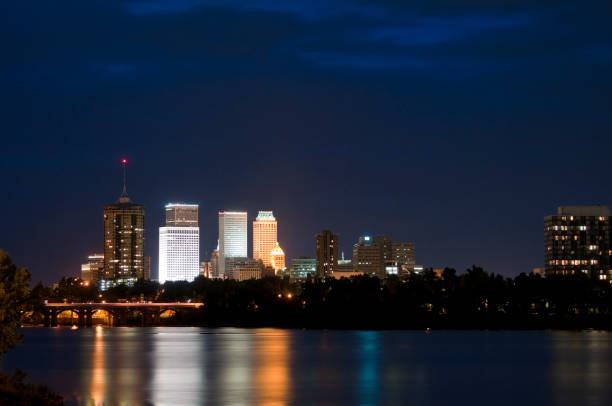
top-left (1, 328), bottom-right (612, 406)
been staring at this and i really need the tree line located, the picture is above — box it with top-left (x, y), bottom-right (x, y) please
top-left (38, 265), bottom-right (612, 330)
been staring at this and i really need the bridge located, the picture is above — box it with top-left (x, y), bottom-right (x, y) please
top-left (42, 302), bottom-right (204, 327)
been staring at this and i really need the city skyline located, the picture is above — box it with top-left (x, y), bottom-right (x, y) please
top-left (3, 1), bottom-right (612, 285)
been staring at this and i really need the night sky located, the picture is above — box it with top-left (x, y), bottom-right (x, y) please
top-left (2, 1), bottom-right (611, 284)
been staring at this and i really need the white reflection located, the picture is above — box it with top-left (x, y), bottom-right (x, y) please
top-left (150, 328), bottom-right (206, 406)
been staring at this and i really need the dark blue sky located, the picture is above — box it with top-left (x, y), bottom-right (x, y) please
top-left (2, 0), bottom-right (611, 284)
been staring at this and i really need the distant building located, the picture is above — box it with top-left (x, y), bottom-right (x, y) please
top-left (337, 254), bottom-right (353, 272)
top-left (225, 257), bottom-right (264, 281)
top-left (270, 242), bottom-right (286, 273)
top-left (532, 267), bottom-right (545, 276)
top-left (159, 204), bottom-right (200, 284)
top-left (218, 211), bottom-right (248, 277)
top-left (353, 235), bottom-right (415, 278)
top-left (200, 261), bottom-right (212, 278)
top-left (544, 206), bottom-right (612, 280)
top-left (81, 254), bottom-right (104, 285)
top-left (210, 247), bottom-right (219, 278)
top-left (316, 230), bottom-right (338, 278)
top-left (332, 270), bottom-right (363, 279)
top-left (253, 211), bottom-right (277, 267)
top-left (290, 257), bottom-right (316, 280)
top-left (103, 160), bottom-right (145, 288)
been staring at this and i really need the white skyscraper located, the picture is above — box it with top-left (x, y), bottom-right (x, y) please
top-left (218, 211), bottom-right (248, 277)
top-left (159, 203), bottom-right (200, 284)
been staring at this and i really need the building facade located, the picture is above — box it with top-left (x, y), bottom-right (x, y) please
top-left (253, 211), bottom-right (277, 267)
top-left (81, 254), bottom-right (104, 285)
top-left (316, 230), bottom-right (338, 278)
top-left (159, 204), bottom-right (200, 284)
top-left (224, 257), bottom-right (264, 280)
top-left (103, 181), bottom-right (145, 288)
top-left (544, 206), bottom-right (612, 280)
top-left (290, 257), bottom-right (316, 280)
top-left (218, 211), bottom-right (248, 277)
top-left (353, 235), bottom-right (415, 278)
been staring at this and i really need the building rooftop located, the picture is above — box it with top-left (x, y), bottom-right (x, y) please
top-left (556, 205), bottom-right (610, 216)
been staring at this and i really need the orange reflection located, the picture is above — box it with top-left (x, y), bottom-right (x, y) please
top-left (91, 326), bottom-right (105, 406)
top-left (254, 329), bottom-right (290, 406)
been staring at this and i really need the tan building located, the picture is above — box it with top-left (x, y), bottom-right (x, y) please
top-left (103, 164), bottom-right (145, 289)
top-left (225, 257), bottom-right (264, 280)
top-left (270, 242), bottom-right (286, 273)
top-left (253, 211), bottom-right (277, 267)
top-left (316, 230), bottom-right (338, 277)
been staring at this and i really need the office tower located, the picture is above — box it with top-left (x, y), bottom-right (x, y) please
top-left (159, 203), bottom-right (200, 284)
top-left (316, 230), bottom-right (338, 278)
top-left (352, 235), bottom-right (383, 277)
top-left (270, 242), bottom-right (286, 273)
top-left (290, 257), bottom-right (316, 280)
top-left (391, 242), bottom-right (415, 276)
top-left (81, 254), bottom-right (104, 285)
top-left (225, 257), bottom-right (264, 281)
top-left (545, 206), bottom-right (612, 279)
top-left (103, 160), bottom-right (145, 288)
top-left (253, 211), bottom-right (277, 267)
top-left (353, 235), bottom-right (415, 278)
top-left (218, 211), bottom-right (248, 277)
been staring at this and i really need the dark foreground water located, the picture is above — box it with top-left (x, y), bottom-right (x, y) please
top-left (1, 328), bottom-right (612, 406)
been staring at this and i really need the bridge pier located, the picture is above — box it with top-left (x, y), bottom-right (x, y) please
top-left (85, 309), bottom-right (93, 327)
top-left (78, 310), bottom-right (85, 327)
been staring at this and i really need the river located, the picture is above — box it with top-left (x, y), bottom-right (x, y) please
top-left (1, 328), bottom-right (611, 406)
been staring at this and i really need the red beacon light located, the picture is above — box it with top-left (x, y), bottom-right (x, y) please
top-left (121, 159), bottom-right (127, 164)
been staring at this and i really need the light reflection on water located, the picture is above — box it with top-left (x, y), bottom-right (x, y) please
top-left (1, 328), bottom-right (612, 406)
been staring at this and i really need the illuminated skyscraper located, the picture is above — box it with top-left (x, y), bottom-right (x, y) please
top-left (253, 211), bottom-right (277, 267)
top-left (270, 242), bottom-right (286, 273)
top-left (103, 160), bottom-right (145, 288)
top-left (159, 204), bottom-right (200, 284)
top-left (218, 211), bottom-right (248, 277)
top-left (316, 230), bottom-right (338, 278)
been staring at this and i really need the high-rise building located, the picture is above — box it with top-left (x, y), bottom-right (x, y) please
top-left (353, 235), bottom-right (415, 278)
top-left (316, 230), bottom-right (338, 278)
top-left (81, 254), bottom-right (104, 285)
top-left (159, 203), bottom-right (200, 284)
top-left (545, 206), bottom-right (612, 280)
top-left (253, 211), bottom-right (277, 267)
top-left (270, 242), bottom-right (286, 273)
top-left (218, 211), bottom-right (248, 277)
top-left (290, 257), bottom-right (316, 280)
top-left (103, 160), bottom-right (145, 288)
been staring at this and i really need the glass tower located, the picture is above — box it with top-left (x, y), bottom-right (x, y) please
top-left (218, 211), bottom-right (248, 277)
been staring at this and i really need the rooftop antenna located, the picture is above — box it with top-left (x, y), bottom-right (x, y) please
top-left (119, 158), bottom-right (131, 203)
